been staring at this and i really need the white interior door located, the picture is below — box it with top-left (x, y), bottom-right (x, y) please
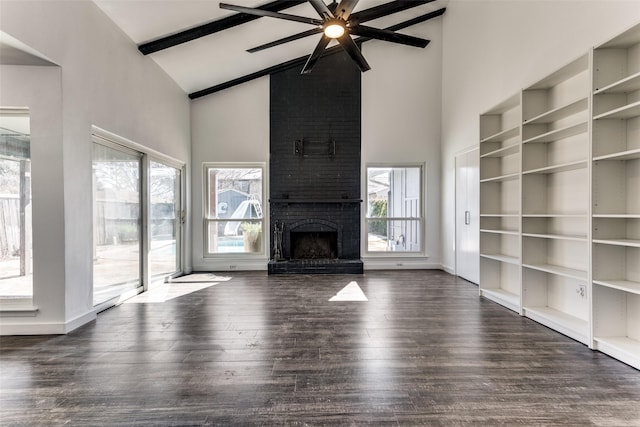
top-left (455, 148), bottom-right (479, 284)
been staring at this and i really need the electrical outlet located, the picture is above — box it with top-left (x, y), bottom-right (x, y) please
top-left (576, 285), bottom-right (586, 299)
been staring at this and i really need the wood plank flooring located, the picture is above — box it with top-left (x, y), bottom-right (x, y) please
top-left (1, 270), bottom-right (640, 426)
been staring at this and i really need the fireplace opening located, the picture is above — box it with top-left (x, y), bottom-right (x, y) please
top-left (291, 232), bottom-right (338, 259)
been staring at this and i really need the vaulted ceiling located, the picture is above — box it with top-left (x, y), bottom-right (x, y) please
top-left (93, 0), bottom-right (447, 98)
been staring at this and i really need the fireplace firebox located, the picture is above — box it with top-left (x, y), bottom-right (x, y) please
top-left (291, 232), bottom-right (337, 259)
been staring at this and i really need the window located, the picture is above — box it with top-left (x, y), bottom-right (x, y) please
top-left (0, 109), bottom-right (32, 299)
top-left (366, 165), bottom-right (423, 253)
top-left (205, 165), bottom-right (264, 255)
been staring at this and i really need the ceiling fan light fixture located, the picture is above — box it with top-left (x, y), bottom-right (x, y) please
top-left (324, 22), bottom-right (345, 39)
top-left (220, 0), bottom-right (436, 75)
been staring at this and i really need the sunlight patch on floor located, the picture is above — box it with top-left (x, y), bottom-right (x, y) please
top-left (125, 274), bottom-right (231, 303)
top-left (329, 281), bottom-right (368, 302)
top-left (170, 273), bottom-right (232, 283)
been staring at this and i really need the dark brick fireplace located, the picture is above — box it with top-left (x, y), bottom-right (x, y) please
top-left (268, 51), bottom-right (363, 274)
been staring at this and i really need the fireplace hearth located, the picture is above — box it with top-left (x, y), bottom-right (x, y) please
top-left (267, 210), bottom-right (363, 274)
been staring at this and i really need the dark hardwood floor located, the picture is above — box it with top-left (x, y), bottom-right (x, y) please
top-left (1, 270), bottom-right (639, 426)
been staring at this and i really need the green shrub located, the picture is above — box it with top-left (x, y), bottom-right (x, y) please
top-left (369, 200), bottom-right (387, 236)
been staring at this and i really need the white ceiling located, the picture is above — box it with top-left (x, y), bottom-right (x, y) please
top-left (93, 0), bottom-right (447, 95)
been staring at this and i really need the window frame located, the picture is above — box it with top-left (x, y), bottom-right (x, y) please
top-left (203, 162), bottom-right (266, 258)
top-left (364, 163), bottom-right (425, 257)
top-left (148, 158), bottom-right (184, 281)
top-left (0, 108), bottom-right (33, 305)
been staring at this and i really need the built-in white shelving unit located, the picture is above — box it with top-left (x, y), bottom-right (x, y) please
top-left (521, 53), bottom-right (591, 345)
top-left (591, 23), bottom-right (640, 370)
top-left (479, 94), bottom-right (522, 313)
top-left (477, 22), bottom-right (640, 370)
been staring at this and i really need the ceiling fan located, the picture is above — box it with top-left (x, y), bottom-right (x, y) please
top-left (219, 0), bottom-right (431, 74)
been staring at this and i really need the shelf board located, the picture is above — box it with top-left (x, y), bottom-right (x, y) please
top-left (481, 212), bottom-right (520, 217)
top-left (524, 306), bottom-right (589, 344)
top-left (480, 253), bottom-right (520, 265)
top-left (523, 98), bottom-right (588, 125)
top-left (597, 23), bottom-right (640, 49)
top-left (480, 126), bottom-right (520, 144)
top-left (523, 214), bottom-right (587, 218)
top-left (522, 122), bottom-right (588, 144)
top-left (524, 211), bottom-right (588, 217)
top-left (522, 232), bottom-right (587, 242)
top-left (480, 229), bottom-right (519, 235)
top-left (593, 337), bottom-right (640, 371)
top-left (594, 100), bottom-right (640, 120)
top-left (522, 263), bottom-right (587, 281)
top-left (480, 172), bottom-right (519, 183)
top-left (593, 238), bottom-right (640, 248)
top-left (523, 160), bottom-right (587, 175)
top-left (592, 214), bottom-right (640, 219)
top-left (480, 288), bottom-right (520, 312)
top-left (594, 71), bottom-right (640, 95)
top-left (593, 279), bottom-right (640, 295)
top-left (480, 142), bottom-right (520, 158)
top-left (593, 148), bottom-right (640, 161)
top-left (481, 214), bottom-right (520, 218)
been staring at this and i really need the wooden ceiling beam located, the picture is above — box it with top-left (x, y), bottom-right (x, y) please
top-left (138, 0), bottom-right (307, 55)
top-left (349, 0), bottom-right (435, 23)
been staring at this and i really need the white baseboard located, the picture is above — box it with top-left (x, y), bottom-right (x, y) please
top-left (0, 309), bottom-right (96, 335)
top-left (64, 310), bottom-right (97, 333)
top-left (194, 258), bottom-right (446, 272)
top-left (363, 258), bottom-right (442, 270)
top-left (441, 264), bottom-right (455, 275)
top-left (193, 258), bottom-right (268, 272)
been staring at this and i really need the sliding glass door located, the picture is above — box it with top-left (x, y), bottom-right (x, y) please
top-left (149, 161), bottom-right (181, 280)
top-left (92, 143), bottom-right (142, 306)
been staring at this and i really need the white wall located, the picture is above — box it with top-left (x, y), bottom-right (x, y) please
top-left (440, 0), bottom-right (640, 273)
top-left (0, 0), bottom-right (191, 334)
top-left (0, 65), bottom-right (65, 332)
top-left (190, 77), bottom-right (270, 271)
top-left (362, 17), bottom-right (444, 269)
top-left (190, 17), bottom-right (444, 271)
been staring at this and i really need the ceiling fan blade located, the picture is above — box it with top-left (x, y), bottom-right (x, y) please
top-left (247, 28), bottom-right (324, 53)
top-left (220, 3), bottom-right (323, 26)
top-left (350, 0), bottom-right (434, 24)
top-left (308, 0), bottom-right (334, 18)
top-left (334, 0), bottom-right (359, 20)
top-left (245, 0), bottom-right (435, 54)
top-left (349, 25), bottom-right (429, 48)
top-left (336, 34), bottom-right (370, 72)
top-left (301, 35), bottom-right (332, 74)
